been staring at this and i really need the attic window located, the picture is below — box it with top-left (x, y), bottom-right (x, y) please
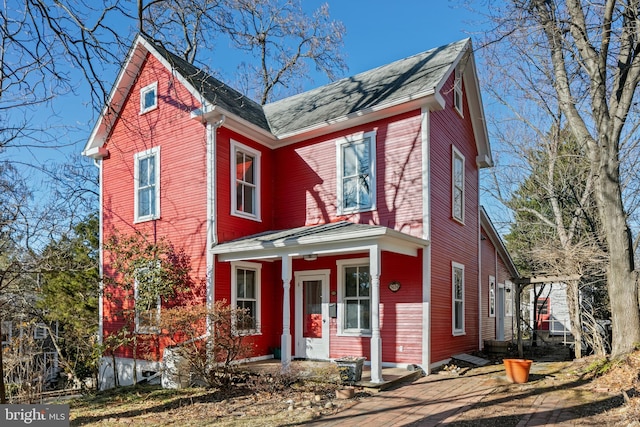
top-left (454, 68), bottom-right (463, 116)
top-left (140, 82), bottom-right (158, 114)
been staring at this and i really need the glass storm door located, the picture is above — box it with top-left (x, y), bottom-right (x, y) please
top-left (295, 272), bottom-right (329, 359)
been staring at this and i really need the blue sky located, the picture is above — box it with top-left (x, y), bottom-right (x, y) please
top-left (10, 0), bottom-right (493, 208)
top-left (308, 1), bottom-right (483, 81)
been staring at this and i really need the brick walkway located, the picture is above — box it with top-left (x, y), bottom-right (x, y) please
top-left (306, 362), bottom-right (610, 426)
top-left (307, 371), bottom-right (497, 426)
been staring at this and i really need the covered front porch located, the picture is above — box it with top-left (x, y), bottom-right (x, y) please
top-left (211, 221), bottom-right (429, 383)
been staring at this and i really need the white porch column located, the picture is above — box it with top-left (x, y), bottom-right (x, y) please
top-left (281, 255), bottom-right (293, 368)
top-left (369, 246), bottom-right (383, 383)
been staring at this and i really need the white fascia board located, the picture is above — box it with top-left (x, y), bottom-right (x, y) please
top-left (191, 105), bottom-right (276, 145)
top-left (212, 228), bottom-right (428, 262)
top-left (480, 207), bottom-right (519, 278)
top-left (82, 146), bottom-right (109, 159)
top-left (140, 37), bottom-right (210, 110)
top-left (465, 52), bottom-right (493, 168)
top-left (435, 39), bottom-right (492, 169)
top-left (83, 35), bottom-right (149, 156)
top-left (271, 91), bottom-right (443, 147)
top-left (193, 89), bottom-right (444, 150)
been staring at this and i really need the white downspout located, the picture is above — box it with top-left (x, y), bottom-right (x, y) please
top-left (206, 115), bottom-right (225, 325)
top-left (478, 205), bottom-right (482, 350)
top-left (94, 158), bottom-right (104, 346)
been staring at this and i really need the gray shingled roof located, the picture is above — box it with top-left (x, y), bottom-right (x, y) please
top-left (145, 35), bottom-right (271, 132)
top-left (263, 39), bottom-right (469, 136)
top-left (149, 35), bottom-right (468, 137)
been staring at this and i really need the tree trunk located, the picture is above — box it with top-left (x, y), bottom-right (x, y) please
top-left (596, 159), bottom-right (640, 357)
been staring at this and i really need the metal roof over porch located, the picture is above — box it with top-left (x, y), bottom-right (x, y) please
top-left (211, 221), bottom-right (429, 262)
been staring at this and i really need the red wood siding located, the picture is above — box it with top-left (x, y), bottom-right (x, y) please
top-left (214, 259), bottom-right (280, 358)
top-left (480, 230), bottom-right (515, 342)
top-left (429, 72), bottom-right (481, 363)
top-left (101, 52), bottom-right (208, 359)
top-left (279, 252), bottom-right (423, 364)
top-left (214, 128), bottom-right (275, 242)
top-left (272, 112), bottom-right (424, 238)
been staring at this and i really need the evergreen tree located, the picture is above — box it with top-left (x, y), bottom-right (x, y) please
top-left (39, 214), bottom-right (100, 385)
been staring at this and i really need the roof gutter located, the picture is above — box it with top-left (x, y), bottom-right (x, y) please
top-left (191, 104), bottom-right (276, 146)
top-left (271, 89), bottom-right (445, 145)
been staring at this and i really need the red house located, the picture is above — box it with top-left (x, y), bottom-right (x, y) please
top-left (83, 34), bottom-right (517, 388)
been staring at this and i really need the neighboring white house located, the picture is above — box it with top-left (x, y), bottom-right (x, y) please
top-left (529, 283), bottom-right (572, 340)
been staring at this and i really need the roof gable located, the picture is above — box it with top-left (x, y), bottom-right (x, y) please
top-left (480, 207), bottom-right (519, 279)
top-left (84, 35), bottom-right (491, 167)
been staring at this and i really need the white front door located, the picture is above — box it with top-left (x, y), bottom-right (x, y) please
top-left (294, 270), bottom-right (330, 360)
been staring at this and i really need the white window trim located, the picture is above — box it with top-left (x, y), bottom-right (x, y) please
top-left (230, 140), bottom-right (262, 221)
top-left (489, 276), bottom-right (496, 318)
top-left (134, 146), bottom-right (161, 223)
top-left (452, 262), bottom-right (465, 336)
top-left (505, 281), bottom-right (514, 317)
top-left (231, 261), bottom-right (262, 335)
top-left (452, 146), bottom-right (465, 224)
top-left (2, 321), bottom-right (11, 346)
top-left (454, 68), bottom-right (463, 117)
top-left (34, 323), bottom-right (48, 340)
top-left (336, 257), bottom-right (371, 337)
top-left (134, 272), bottom-right (161, 334)
top-left (140, 82), bottom-right (158, 114)
top-left (336, 130), bottom-right (377, 215)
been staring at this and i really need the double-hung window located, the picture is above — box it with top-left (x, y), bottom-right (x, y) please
top-left (454, 68), bottom-right (463, 116)
top-left (452, 262), bottom-right (465, 335)
top-left (134, 266), bottom-right (161, 334)
top-left (337, 259), bottom-right (371, 335)
top-left (140, 82), bottom-right (158, 114)
top-left (505, 281), bottom-right (513, 317)
top-left (488, 276), bottom-right (496, 318)
top-left (338, 131), bottom-right (376, 214)
top-left (232, 262), bottom-right (261, 334)
top-left (452, 146), bottom-right (465, 223)
top-left (231, 140), bottom-right (261, 220)
top-left (134, 147), bottom-right (160, 222)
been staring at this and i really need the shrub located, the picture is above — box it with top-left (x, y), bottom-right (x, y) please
top-left (159, 301), bottom-right (255, 389)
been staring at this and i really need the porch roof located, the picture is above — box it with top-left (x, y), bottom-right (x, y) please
top-left (211, 221), bottom-right (428, 262)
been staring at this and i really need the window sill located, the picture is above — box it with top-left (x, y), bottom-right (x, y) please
top-left (139, 105), bottom-right (158, 115)
top-left (134, 215), bottom-right (160, 224)
top-left (235, 331), bottom-right (262, 337)
top-left (231, 211), bottom-right (262, 222)
top-left (337, 331), bottom-right (372, 338)
top-left (451, 216), bottom-right (465, 226)
top-left (452, 331), bottom-right (466, 337)
top-left (338, 206), bottom-right (376, 216)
